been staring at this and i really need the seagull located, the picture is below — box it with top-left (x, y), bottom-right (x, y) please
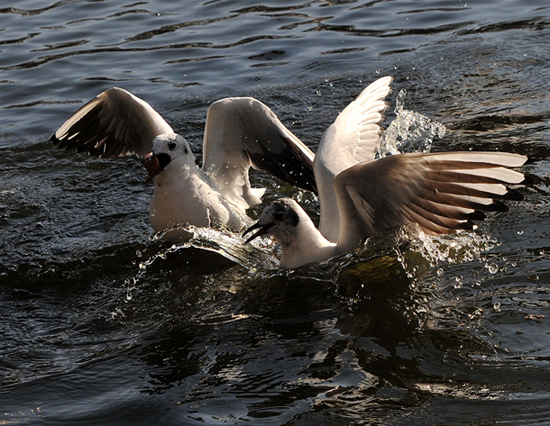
top-left (244, 77), bottom-right (527, 269)
top-left (51, 88), bottom-right (317, 241)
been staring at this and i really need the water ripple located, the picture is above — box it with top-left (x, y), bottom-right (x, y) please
top-left (2, 0), bottom-right (550, 424)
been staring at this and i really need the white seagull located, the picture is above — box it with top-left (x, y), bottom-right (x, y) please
top-left (51, 88), bottom-right (317, 241)
top-left (244, 76), bottom-right (527, 269)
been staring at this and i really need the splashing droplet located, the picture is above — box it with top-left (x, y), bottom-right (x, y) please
top-left (378, 90), bottom-right (446, 158)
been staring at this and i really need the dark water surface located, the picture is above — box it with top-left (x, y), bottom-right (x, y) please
top-left (2, 1), bottom-right (550, 424)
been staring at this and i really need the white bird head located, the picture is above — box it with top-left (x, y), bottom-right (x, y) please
top-left (244, 198), bottom-right (338, 269)
top-left (243, 198), bottom-right (301, 244)
top-left (143, 133), bottom-right (194, 182)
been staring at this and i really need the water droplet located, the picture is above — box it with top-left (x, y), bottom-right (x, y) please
top-left (485, 263), bottom-right (499, 274)
top-left (454, 276), bottom-right (463, 289)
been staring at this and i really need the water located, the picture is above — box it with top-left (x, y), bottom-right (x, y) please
top-left (2, 0), bottom-right (550, 424)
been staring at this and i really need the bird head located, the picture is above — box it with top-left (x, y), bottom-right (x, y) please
top-left (243, 198), bottom-right (301, 244)
top-left (143, 133), bottom-right (193, 182)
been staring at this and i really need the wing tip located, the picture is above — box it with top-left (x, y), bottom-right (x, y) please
top-left (50, 133), bottom-right (60, 146)
top-left (503, 187), bottom-right (524, 201)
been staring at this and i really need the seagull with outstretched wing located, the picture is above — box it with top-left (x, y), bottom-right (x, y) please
top-left (244, 77), bottom-right (527, 268)
top-left (52, 88), bottom-right (317, 241)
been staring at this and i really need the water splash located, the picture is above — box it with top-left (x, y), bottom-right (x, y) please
top-left (413, 230), bottom-right (497, 268)
top-left (178, 224), bottom-right (280, 271)
top-left (378, 89), bottom-right (446, 158)
top-left (114, 224), bottom-right (281, 308)
top-left (373, 92), bottom-right (500, 278)
top-left (137, 223), bottom-right (277, 275)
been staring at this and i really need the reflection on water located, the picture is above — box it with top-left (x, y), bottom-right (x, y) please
top-left (2, 0), bottom-right (550, 424)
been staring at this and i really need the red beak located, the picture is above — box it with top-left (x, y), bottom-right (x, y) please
top-left (143, 152), bottom-right (171, 182)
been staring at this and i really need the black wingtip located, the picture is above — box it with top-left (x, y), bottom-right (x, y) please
top-left (520, 174), bottom-right (535, 186)
top-left (502, 188), bottom-right (524, 202)
top-left (50, 133), bottom-right (61, 147)
top-left (489, 200), bottom-right (509, 213)
top-left (466, 210), bottom-right (486, 221)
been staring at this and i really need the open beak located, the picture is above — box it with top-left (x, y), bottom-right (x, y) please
top-left (243, 222), bottom-right (273, 244)
top-left (143, 152), bottom-right (171, 183)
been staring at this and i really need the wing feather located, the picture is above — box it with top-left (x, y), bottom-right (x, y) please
top-left (314, 76), bottom-right (394, 242)
top-left (51, 87), bottom-right (173, 158)
top-left (203, 97), bottom-right (317, 209)
top-left (334, 151), bottom-right (527, 252)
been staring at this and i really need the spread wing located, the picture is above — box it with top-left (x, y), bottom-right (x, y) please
top-left (202, 97), bottom-right (317, 209)
top-left (51, 87), bottom-right (173, 158)
top-left (314, 76), bottom-right (393, 241)
top-left (334, 151), bottom-right (527, 252)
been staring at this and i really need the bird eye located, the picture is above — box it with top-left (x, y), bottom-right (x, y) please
top-left (168, 142), bottom-right (177, 151)
top-left (274, 211), bottom-right (284, 221)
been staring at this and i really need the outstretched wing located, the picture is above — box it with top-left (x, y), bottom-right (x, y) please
top-left (314, 76), bottom-right (393, 241)
top-left (334, 151), bottom-right (527, 252)
top-left (202, 97), bottom-right (317, 209)
top-left (51, 87), bottom-right (173, 158)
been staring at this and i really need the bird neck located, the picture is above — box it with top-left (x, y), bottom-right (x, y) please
top-left (314, 158), bottom-right (341, 243)
top-left (278, 215), bottom-right (339, 269)
top-left (153, 157), bottom-right (202, 188)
